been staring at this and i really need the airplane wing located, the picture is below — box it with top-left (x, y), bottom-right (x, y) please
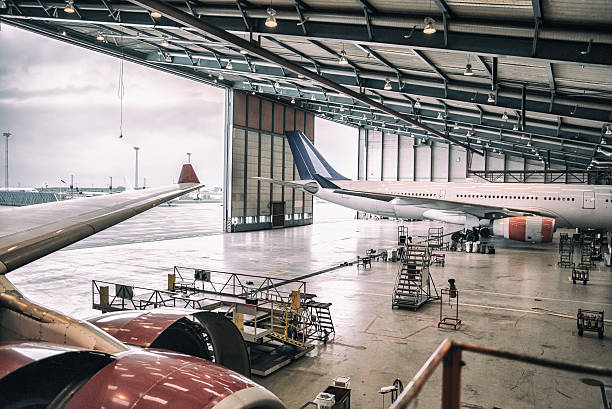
top-left (0, 164), bottom-right (202, 275)
top-left (254, 177), bottom-right (319, 194)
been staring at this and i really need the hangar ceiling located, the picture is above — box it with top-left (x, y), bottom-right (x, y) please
top-left (2, 0), bottom-right (611, 169)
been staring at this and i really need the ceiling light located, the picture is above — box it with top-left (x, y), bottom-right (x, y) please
top-left (61, 30), bottom-right (67, 36)
top-left (502, 111), bottom-right (508, 121)
top-left (218, 73), bottom-right (224, 80)
top-left (0, 0), bottom-right (6, 8)
top-left (338, 50), bottom-right (349, 66)
top-left (96, 33), bottom-right (104, 41)
top-left (605, 125), bottom-right (612, 135)
top-left (437, 112), bottom-right (443, 120)
top-left (466, 130), bottom-right (472, 137)
top-left (527, 140), bottom-right (532, 147)
top-left (226, 59), bottom-right (233, 70)
top-left (161, 36), bottom-right (169, 47)
top-left (317, 106), bottom-right (322, 113)
top-left (64, 0), bottom-right (75, 14)
top-left (423, 17), bottom-right (436, 35)
top-left (363, 113), bottom-right (367, 119)
top-left (164, 54), bottom-right (172, 63)
top-left (358, 121), bottom-right (362, 126)
top-left (298, 73), bottom-right (304, 78)
top-left (150, 10), bottom-right (162, 18)
top-left (339, 106), bottom-right (345, 112)
top-left (251, 90), bottom-right (256, 95)
top-left (513, 123), bottom-right (519, 131)
top-left (487, 92), bottom-right (495, 103)
top-left (265, 7), bottom-right (278, 29)
top-left (240, 49), bottom-right (249, 55)
top-left (274, 81), bottom-right (280, 88)
top-left (464, 64), bottom-right (473, 76)
top-left (601, 137), bottom-right (607, 146)
top-left (414, 98), bottom-right (421, 109)
top-left (291, 97), bottom-right (295, 104)
top-left (310, 94), bottom-right (316, 101)
top-left (384, 79), bottom-right (392, 90)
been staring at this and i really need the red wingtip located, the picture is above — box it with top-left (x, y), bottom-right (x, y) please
top-left (178, 164), bottom-right (200, 184)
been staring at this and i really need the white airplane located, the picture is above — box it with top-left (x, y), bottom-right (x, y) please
top-left (0, 164), bottom-right (286, 409)
top-left (258, 131), bottom-right (612, 243)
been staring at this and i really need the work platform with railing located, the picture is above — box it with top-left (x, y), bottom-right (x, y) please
top-left (92, 266), bottom-right (335, 376)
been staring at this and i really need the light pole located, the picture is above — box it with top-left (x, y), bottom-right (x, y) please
top-left (3, 132), bottom-right (11, 190)
top-left (133, 146), bottom-right (140, 189)
top-left (187, 152), bottom-right (191, 163)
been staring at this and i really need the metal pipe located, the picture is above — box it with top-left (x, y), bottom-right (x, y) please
top-left (389, 338), bottom-right (453, 409)
top-left (390, 339), bottom-right (612, 409)
top-left (458, 341), bottom-right (612, 377)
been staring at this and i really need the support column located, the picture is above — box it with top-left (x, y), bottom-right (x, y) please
top-left (223, 88), bottom-right (234, 230)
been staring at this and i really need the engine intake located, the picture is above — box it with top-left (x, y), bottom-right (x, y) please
top-left (88, 309), bottom-right (251, 378)
top-left (492, 216), bottom-right (555, 243)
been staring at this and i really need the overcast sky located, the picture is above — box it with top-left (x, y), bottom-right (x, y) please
top-left (0, 24), bottom-right (356, 189)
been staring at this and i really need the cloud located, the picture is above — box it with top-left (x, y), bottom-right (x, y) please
top-left (0, 24), bottom-right (225, 189)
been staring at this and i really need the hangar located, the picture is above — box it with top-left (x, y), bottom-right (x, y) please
top-left (1, 0), bottom-right (612, 408)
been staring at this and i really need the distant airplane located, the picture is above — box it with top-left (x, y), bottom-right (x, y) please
top-left (258, 131), bottom-right (612, 243)
top-left (0, 164), bottom-right (285, 409)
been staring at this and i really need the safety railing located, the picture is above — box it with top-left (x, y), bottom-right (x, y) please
top-left (389, 338), bottom-right (612, 409)
top-left (173, 266), bottom-right (307, 304)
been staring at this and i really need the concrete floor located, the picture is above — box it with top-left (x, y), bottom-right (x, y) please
top-left (8, 201), bottom-right (612, 409)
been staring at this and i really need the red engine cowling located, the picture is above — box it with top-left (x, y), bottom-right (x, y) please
top-left (87, 309), bottom-right (251, 378)
top-left (0, 341), bottom-right (286, 409)
top-left (492, 216), bottom-right (555, 243)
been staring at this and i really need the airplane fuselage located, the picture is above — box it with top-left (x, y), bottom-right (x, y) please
top-left (316, 180), bottom-right (612, 230)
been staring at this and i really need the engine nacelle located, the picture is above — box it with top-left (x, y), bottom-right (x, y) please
top-left (88, 309), bottom-right (251, 378)
top-left (492, 216), bottom-right (555, 243)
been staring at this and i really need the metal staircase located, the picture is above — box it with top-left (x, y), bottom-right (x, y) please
top-left (392, 244), bottom-right (439, 310)
top-left (306, 301), bottom-right (335, 343)
top-left (558, 233), bottom-right (574, 268)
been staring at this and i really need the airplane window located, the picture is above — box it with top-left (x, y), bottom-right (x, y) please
top-left (572, 198), bottom-right (575, 201)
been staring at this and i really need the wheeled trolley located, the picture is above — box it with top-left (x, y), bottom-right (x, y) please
top-left (577, 309), bottom-right (604, 338)
top-left (572, 268), bottom-right (589, 285)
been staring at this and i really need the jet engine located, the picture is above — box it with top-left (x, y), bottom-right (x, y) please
top-left (87, 309), bottom-right (251, 378)
top-left (492, 216), bottom-right (555, 243)
top-left (0, 341), bottom-right (285, 409)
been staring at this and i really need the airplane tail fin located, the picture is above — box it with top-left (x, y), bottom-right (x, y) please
top-left (285, 130), bottom-right (349, 181)
top-left (178, 163), bottom-right (200, 184)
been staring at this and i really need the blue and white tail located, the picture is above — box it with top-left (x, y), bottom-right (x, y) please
top-left (285, 130), bottom-right (349, 181)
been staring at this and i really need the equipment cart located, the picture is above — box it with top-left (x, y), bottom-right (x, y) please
top-left (572, 268), bottom-right (589, 285)
top-left (577, 309), bottom-right (604, 338)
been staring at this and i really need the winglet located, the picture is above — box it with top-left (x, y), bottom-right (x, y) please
top-left (312, 173), bottom-right (340, 189)
top-left (178, 164), bottom-right (200, 184)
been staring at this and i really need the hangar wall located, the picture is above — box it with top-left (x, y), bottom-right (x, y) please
top-left (223, 90), bottom-right (314, 233)
top-left (357, 128), bottom-right (552, 184)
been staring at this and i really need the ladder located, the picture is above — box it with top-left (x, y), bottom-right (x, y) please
top-left (579, 233), bottom-right (595, 268)
top-left (306, 301), bottom-right (335, 343)
top-left (427, 227), bottom-right (444, 250)
top-left (558, 234), bottom-right (574, 268)
top-left (393, 244), bottom-right (436, 310)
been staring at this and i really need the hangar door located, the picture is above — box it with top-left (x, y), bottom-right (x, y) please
top-left (223, 91), bottom-right (315, 233)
